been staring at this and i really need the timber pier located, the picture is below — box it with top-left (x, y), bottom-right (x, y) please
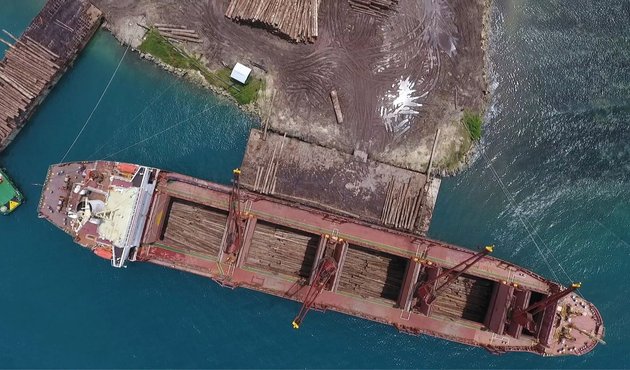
top-left (0, 0), bottom-right (102, 151)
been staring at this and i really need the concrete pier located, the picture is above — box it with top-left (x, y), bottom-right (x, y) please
top-left (240, 129), bottom-right (441, 235)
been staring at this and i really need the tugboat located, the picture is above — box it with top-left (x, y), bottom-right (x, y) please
top-left (0, 168), bottom-right (24, 215)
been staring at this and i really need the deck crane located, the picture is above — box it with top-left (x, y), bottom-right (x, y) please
top-left (224, 169), bottom-right (244, 257)
top-left (512, 282), bottom-right (582, 333)
top-left (415, 245), bottom-right (493, 308)
top-left (292, 257), bottom-right (337, 329)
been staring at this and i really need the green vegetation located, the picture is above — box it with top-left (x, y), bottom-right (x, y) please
top-left (462, 110), bottom-right (483, 141)
top-left (139, 28), bottom-right (263, 105)
top-left (138, 29), bottom-right (198, 69)
top-left (207, 68), bottom-right (265, 106)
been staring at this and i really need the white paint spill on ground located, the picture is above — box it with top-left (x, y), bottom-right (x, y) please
top-left (380, 77), bottom-right (427, 136)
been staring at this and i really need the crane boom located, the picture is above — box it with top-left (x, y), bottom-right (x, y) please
top-left (415, 245), bottom-right (493, 307)
top-left (292, 257), bottom-right (337, 329)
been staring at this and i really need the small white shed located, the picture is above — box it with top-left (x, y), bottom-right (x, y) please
top-left (230, 63), bottom-right (252, 84)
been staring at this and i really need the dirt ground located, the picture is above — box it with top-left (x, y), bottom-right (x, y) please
top-left (92, 0), bottom-right (489, 173)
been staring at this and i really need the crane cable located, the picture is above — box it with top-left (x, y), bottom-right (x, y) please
top-left (60, 45), bottom-right (130, 163)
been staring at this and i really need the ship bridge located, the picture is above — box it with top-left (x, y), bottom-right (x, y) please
top-left (105, 165), bottom-right (158, 267)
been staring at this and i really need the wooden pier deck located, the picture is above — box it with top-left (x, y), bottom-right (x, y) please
top-left (0, 0), bottom-right (102, 151)
top-left (240, 129), bottom-right (441, 235)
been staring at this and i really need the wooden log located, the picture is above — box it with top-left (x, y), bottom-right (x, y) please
top-left (380, 177), bottom-right (394, 222)
top-left (330, 90), bottom-right (343, 124)
top-left (154, 24), bottom-right (188, 29)
top-left (24, 36), bottom-right (60, 59)
top-left (0, 73), bottom-right (34, 99)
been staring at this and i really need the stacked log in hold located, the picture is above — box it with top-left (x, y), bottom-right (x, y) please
top-left (225, 0), bottom-right (320, 43)
top-left (154, 24), bottom-right (202, 44)
top-left (0, 0), bottom-right (102, 152)
top-left (0, 31), bottom-right (60, 145)
top-left (348, 0), bottom-right (398, 18)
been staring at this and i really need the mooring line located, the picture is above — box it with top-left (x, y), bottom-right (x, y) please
top-left (88, 77), bottom-right (179, 160)
top-left (459, 116), bottom-right (579, 291)
top-left (102, 103), bottom-right (215, 159)
top-left (60, 44), bottom-right (130, 163)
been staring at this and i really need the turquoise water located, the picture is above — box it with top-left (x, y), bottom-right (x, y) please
top-left (0, 1), bottom-right (627, 368)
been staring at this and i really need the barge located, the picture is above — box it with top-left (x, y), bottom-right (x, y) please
top-left (38, 161), bottom-right (605, 356)
top-left (0, 0), bottom-right (102, 151)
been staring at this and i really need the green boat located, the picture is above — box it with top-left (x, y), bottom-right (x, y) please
top-left (0, 168), bottom-right (24, 215)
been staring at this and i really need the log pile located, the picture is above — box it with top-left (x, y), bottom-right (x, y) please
top-left (252, 133), bottom-right (286, 195)
top-left (429, 276), bottom-right (493, 323)
top-left (0, 31), bottom-right (60, 145)
top-left (225, 0), bottom-right (320, 43)
top-left (337, 244), bottom-right (406, 303)
top-left (162, 200), bottom-right (227, 258)
top-left (380, 177), bottom-right (425, 231)
top-left (348, 0), bottom-right (398, 18)
top-left (0, 0), bottom-right (102, 152)
top-left (155, 24), bottom-right (202, 44)
top-left (246, 222), bottom-right (318, 278)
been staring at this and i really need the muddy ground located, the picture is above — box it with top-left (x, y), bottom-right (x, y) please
top-left (92, 0), bottom-right (489, 173)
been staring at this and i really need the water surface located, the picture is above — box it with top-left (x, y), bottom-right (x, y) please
top-left (0, 0), bottom-right (628, 368)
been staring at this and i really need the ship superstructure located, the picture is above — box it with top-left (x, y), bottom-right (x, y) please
top-left (38, 161), bottom-right (605, 356)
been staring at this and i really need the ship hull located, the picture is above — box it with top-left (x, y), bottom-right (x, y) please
top-left (38, 161), bottom-right (604, 356)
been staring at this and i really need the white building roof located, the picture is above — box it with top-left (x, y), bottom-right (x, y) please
top-left (230, 63), bottom-right (252, 84)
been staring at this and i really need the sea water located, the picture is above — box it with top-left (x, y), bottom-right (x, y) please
top-left (0, 0), bottom-right (627, 367)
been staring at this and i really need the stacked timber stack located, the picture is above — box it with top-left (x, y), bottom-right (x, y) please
top-left (0, 31), bottom-right (60, 141)
top-left (348, 0), bottom-right (398, 17)
top-left (155, 24), bottom-right (202, 44)
top-left (0, 0), bottom-right (102, 152)
top-left (225, 0), bottom-right (320, 43)
top-left (380, 177), bottom-right (424, 231)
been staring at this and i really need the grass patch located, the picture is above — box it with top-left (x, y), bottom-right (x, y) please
top-left (138, 28), bottom-right (198, 69)
top-left (462, 110), bottom-right (483, 141)
top-left (139, 28), bottom-right (263, 105)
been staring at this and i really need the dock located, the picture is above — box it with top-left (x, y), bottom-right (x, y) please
top-left (0, 0), bottom-right (102, 151)
top-left (240, 129), bottom-right (441, 235)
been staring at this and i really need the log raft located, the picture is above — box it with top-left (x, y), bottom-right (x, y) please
top-left (0, 0), bottom-right (103, 152)
top-left (225, 0), bottom-right (320, 43)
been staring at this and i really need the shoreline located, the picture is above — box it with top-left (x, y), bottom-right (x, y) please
top-left (101, 21), bottom-right (267, 121)
top-left (97, 0), bottom-right (493, 177)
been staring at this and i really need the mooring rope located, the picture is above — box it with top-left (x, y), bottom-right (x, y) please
top-left (102, 103), bottom-right (216, 159)
top-left (464, 120), bottom-right (581, 293)
top-left (60, 44), bottom-right (130, 163)
top-left (87, 77), bottom-right (179, 160)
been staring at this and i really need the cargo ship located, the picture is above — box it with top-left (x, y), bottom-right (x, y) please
top-left (38, 161), bottom-right (605, 356)
top-left (0, 168), bottom-right (23, 214)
